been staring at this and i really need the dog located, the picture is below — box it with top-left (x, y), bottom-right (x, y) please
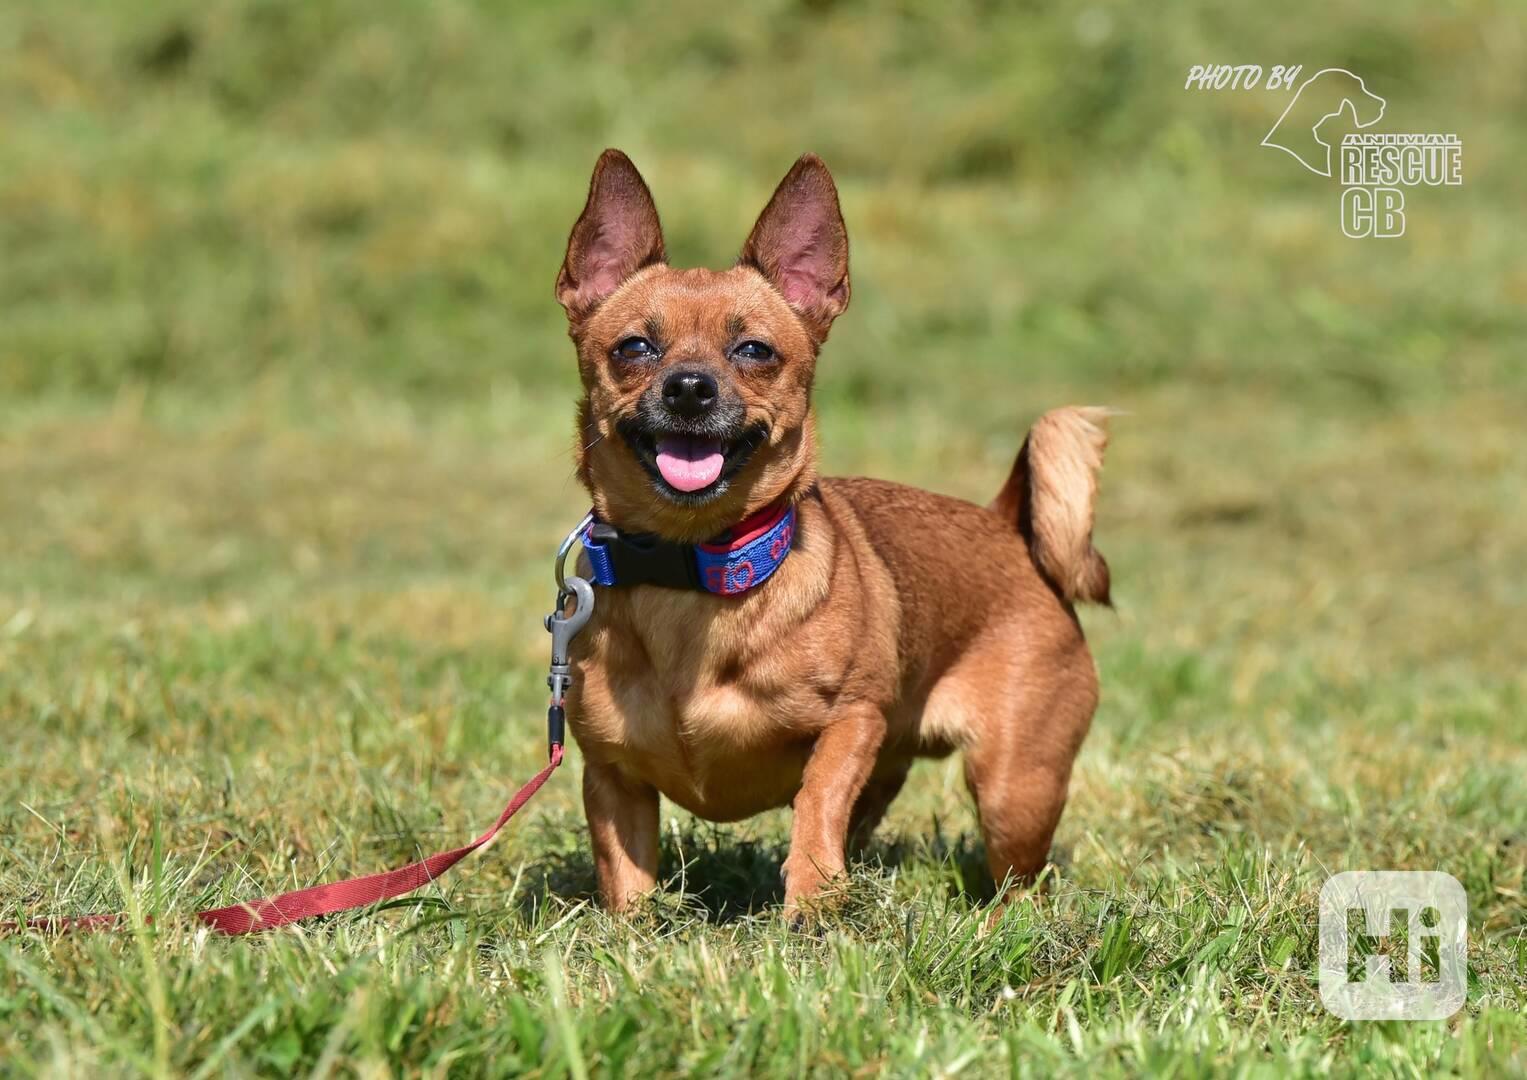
top-left (556, 150), bottom-right (1111, 915)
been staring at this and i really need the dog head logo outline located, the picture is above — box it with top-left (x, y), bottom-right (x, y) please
top-left (1262, 68), bottom-right (1386, 177)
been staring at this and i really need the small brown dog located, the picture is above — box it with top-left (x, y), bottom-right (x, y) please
top-left (556, 150), bottom-right (1111, 915)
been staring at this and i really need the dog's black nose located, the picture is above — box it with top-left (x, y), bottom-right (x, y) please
top-left (661, 370), bottom-right (718, 419)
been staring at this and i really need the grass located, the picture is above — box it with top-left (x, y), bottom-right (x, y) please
top-left (2, 0), bottom-right (1525, 1075)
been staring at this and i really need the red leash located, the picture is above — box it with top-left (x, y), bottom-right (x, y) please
top-left (10, 745), bottom-right (564, 936)
top-left (10, 538), bottom-right (599, 938)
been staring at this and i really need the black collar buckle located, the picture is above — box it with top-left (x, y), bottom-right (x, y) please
top-left (585, 523), bottom-right (702, 591)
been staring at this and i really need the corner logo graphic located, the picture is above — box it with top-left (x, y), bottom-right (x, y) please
top-left (1319, 871), bottom-right (1468, 1021)
top-left (1261, 68), bottom-right (1386, 177)
top-left (1185, 64), bottom-right (1463, 237)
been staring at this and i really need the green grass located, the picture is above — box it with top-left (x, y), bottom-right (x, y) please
top-left (2, 0), bottom-right (1525, 1075)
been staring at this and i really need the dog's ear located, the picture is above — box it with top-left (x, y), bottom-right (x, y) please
top-left (739, 154), bottom-right (850, 342)
top-left (556, 150), bottom-right (666, 322)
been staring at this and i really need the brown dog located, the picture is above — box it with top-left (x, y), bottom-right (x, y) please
top-left (556, 150), bottom-right (1111, 915)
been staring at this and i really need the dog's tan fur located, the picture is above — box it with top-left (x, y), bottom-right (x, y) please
top-left (556, 150), bottom-right (1111, 914)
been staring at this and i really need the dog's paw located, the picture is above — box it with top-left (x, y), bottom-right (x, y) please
top-left (780, 871), bottom-right (852, 930)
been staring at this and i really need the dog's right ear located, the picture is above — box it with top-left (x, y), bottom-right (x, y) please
top-left (556, 150), bottom-right (666, 322)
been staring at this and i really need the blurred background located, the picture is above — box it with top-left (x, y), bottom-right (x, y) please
top-left (4, 0), bottom-right (1522, 652)
top-left (0, 0), bottom-right (1524, 1069)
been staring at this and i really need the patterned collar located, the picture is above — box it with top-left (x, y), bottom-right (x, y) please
top-left (581, 501), bottom-right (796, 596)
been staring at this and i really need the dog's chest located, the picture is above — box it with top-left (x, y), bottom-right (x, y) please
top-left (569, 590), bottom-right (828, 816)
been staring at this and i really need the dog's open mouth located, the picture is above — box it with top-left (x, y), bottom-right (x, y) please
top-left (618, 420), bottom-right (769, 502)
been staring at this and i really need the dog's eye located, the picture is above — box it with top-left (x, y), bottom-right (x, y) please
top-left (732, 340), bottom-right (775, 363)
top-left (612, 337), bottom-right (659, 362)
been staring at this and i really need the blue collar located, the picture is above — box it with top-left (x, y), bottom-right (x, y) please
top-left (582, 502), bottom-right (796, 596)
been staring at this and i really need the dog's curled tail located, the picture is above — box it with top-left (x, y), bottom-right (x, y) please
top-left (990, 406), bottom-right (1114, 605)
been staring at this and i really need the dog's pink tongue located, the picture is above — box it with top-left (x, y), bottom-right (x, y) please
top-left (655, 436), bottom-right (725, 492)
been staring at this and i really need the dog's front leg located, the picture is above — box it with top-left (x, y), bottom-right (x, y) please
top-left (782, 704), bottom-right (886, 915)
top-left (583, 760), bottom-right (660, 912)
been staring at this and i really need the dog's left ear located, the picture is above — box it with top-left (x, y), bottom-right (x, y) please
top-left (556, 149), bottom-right (666, 322)
top-left (739, 154), bottom-right (850, 342)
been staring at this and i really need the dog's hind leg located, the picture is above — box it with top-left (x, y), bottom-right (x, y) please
top-left (963, 746), bottom-right (1073, 892)
top-left (948, 629), bottom-right (1098, 896)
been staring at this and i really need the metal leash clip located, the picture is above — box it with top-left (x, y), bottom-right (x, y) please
top-left (544, 513), bottom-right (596, 758)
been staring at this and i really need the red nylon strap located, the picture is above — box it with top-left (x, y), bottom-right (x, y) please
top-left (11, 744), bottom-right (563, 936)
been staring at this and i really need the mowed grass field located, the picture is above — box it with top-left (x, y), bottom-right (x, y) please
top-left (2, 1), bottom-right (1525, 1075)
